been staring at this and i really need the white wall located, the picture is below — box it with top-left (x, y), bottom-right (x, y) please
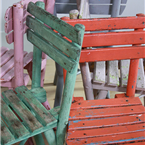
top-left (0, 0), bottom-right (145, 51)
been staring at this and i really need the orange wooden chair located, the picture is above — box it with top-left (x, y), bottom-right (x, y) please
top-left (64, 14), bottom-right (145, 144)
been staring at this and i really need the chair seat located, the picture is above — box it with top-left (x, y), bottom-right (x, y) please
top-left (66, 97), bottom-right (145, 144)
top-left (1, 86), bottom-right (59, 145)
top-left (0, 47), bottom-right (46, 82)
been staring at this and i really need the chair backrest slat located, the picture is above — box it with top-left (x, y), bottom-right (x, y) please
top-left (27, 2), bottom-right (81, 45)
top-left (64, 16), bottom-right (145, 31)
top-left (27, 30), bottom-right (77, 73)
top-left (26, 16), bottom-right (80, 61)
top-left (83, 31), bottom-right (145, 47)
top-left (80, 46), bottom-right (145, 63)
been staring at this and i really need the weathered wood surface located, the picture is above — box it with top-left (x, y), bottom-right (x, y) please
top-left (26, 16), bottom-right (80, 61)
top-left (27, 2), bottom-right (81, 45)
top-left (27, 30), bottom-right (77, 74)
top-left (15, 86), bottom-right (56, 126)
top-left (1, 119), bottom-right (15, 145)
top-left (1, 87), bottom-right (60, 145)
top-left (2, 90), bottom-right (43, 132)
top-left (1, 98), bottom-right (29, 138)
top-left (66, 97), bottom-right (145, 144)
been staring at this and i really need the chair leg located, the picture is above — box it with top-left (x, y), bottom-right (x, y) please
top-left (44, 129), bottom-right (56, 145)
top-left (41, 69), bottom-right (45, 87)
top-left (24, 138), bottom-right (34, 145)
top-left (53, 71), bottom-right (58, 85)
top-left (54, 63), bottom-right (63, 107)
top-left (18, 139), bottom-right (27, 145)
top-left (34, 134), bottom-right (45, 145)
top-left (106, 91), bottom-right (110, 99)
top-left (96, 90), bottom-right (108, 99)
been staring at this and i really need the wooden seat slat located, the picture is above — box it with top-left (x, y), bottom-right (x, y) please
top-left (66, 131), bottom-right (145, 145)
top-left (64, 16), bottom-right (145, 31)
top-left (27, 30), bottom-right (77, 73)
top-left (1, 98), bottom-right (29, 139)
top-left (1, 119), bottom-right (15, 145)
top-left (69, 105), bottom-right (145, 121)
top-left (15, 86), bottom-right (56, 126)
top-left (1, 49), bottom-right (14, 67)
top-left (2, 90), bottom-right (43, 132)
top-left (68, 113), bottom-right (145, 131)
top-left (0, 51), bottom-right (27, 78)
top-left (71, 97), bottom-right (142, 110)
top-left (0, 47), bottom-right (8, 57)
top-left (1, 52), bottom-right (32, 82)
top-left (67, 123), bottom-right (145, 140)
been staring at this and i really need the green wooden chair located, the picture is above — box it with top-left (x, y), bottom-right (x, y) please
top-left (1, 2), bottom-right (85, 145)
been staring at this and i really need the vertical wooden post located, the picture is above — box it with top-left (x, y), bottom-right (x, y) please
top-left (13, 3), bottom-right (24, 88)
top-left (56, 24), bottom-right (85, 145)
top-left (126, 14), bottom-right (142, 97)
top-left (75, 2), bottom-right (94, 100)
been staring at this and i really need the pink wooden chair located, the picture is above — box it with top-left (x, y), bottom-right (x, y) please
top-left (0, 0), bottom-right (55, 109)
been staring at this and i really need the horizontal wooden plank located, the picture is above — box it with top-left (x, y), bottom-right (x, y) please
top-left (69, 105), bottom-right (145, 121)
top-left (82, 31), bottom-right (145, 47)
top-left (0, 47), bottom-right (8, 57)
top-left (92, 82), bottom-right (145, 95)
top-left (5, 6), bottom-right (13, 21)
top-left (27, 29), bottom-right (77, 73)
top-left (56, 0), bottom-right (127, 4)
top-left (1, 52), bottom-right (32, 81)
top-left (71, 97), bottom-right (142, 110)
top-left (1, 49), bottom-right (14, 66)
top-left (15, 86), bottom-right (56, 126)
top-left (79, 46), bottom-right (145, 63)
top-left (27, 2), bottom-right (81, 44)
top-left (6, 31), bottom-right (14, 44)
top-left (66, 131), bottom-right (145, 144)
top-left (2, 90), bottom-right (43, 132)
top-left (119, 141), bottom-right (145, 145)
top-left (1, 98), bottom-right (29, 139)
top-left (68, 114), bottom-right (145, 131)
top-left (26, 16), bottom-right (80, 60)
top-left (1, 119), bottom-right (15, 145)
top-left (5, 19), bottom-right (13, 34)
top-left (1, 51), bottom-right (27, 78)
top-left (67, 123), bottom-right (145, 140)
top-left (56, 4), bottom-right (125, 15)
top-left (64, 16), bottom-right (145, 31)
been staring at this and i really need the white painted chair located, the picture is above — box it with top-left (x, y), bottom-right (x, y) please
top-left (77, 0), bottom-right (145, 101)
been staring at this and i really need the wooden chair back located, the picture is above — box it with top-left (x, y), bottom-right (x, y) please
top-left (63, 14), bottom-right (145, 97)
top-left (26, 2), bottom-right (85, 144)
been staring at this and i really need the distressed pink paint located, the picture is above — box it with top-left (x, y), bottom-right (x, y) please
top-left (13, 3), bottom-right (24, 88)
